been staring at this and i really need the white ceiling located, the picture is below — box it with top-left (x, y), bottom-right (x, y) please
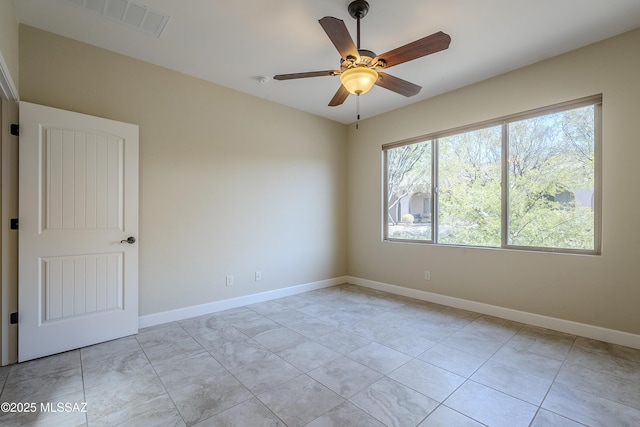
top-left (13, 0), bottom-right (640, 124)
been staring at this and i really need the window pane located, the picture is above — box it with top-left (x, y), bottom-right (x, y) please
top-left (437, 126), bottom-right (502, 247)
top-left (507, 106), bottom-right (595, 250)
top-left (386, 141), bottom-right (432, 241)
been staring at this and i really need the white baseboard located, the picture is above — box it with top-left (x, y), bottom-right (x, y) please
top-left (348, 276), bottom-right (640, 350)
top-left (138, 276), bottom-right (347, 329)
top-left (138, 274), bottom-right (640, 350)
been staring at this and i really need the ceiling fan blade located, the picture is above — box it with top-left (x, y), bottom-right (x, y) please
top-left (376, 72), bottom-right (422, 97)
top-left (328, 85), bottom-right (350, 107)
top-left (376, 31), bottom-right (451, 68)
top-left (319, 16), bottom-right (359, 59)
top-left (273, 70), bottom-right (337, 80)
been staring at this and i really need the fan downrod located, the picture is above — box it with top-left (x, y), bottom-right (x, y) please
top-left (347, 0), bottom-right (369, 20)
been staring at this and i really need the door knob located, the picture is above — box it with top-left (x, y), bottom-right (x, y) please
top-left (120, 236), bottom-right (136, 244)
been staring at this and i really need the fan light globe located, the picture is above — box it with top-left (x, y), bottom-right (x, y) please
top-left (340, 67), bottom-right (378, 95)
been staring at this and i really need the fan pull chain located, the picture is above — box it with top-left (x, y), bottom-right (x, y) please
top-left (356, 94), bottom-right (360, 130)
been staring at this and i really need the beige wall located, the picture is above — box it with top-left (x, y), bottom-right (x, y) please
top-left (19, 25), bottom-right (348, 316)
top-left (0, 0), bottom-right (19, 93)
top-left (348, 28), bottom-right (640, 335)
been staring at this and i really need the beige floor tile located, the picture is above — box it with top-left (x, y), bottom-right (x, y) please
top-left (85, 372), bottom-right (167, 421)
top-left (3, 284), bottom-right (639, 427)
top-left (229, 353), bottom-right (301, 394)
top-left (351, 377), bottom-right (438, 427)
top-left (418, 343), bottom-right (487, 377)
top-left (80, 336), bottom-right (141, 364)
top-left (418, 405), bottom-right (484, 426)
top-left (389, 358), bottom-right (465, 402)
top-left (277, 339), bottom-right (340, 372)
top-left (135, 322), bottom-right (192, 349)
top-left (507, 325), bottom-right (576, 360)
top-left (444, 380), bottom-right (537, 427)
top-left (206, 338), bottom-right (272, 370)
top-left (192, 397), bottom-right (284, 427)
top-left (257, 375), bottom-right (344, 427)
top-left (82, 349), bottom-right (155, 389)
top-left (470, 360), bottom-right (553, 405)
top-left (491, 343), bottom-right (563, 380)
top-left (530, 408), bottom-right (585, 427)
top-left (6, 350), bottom-right (80, 383)
top-left (347, 342), bottom-right (412, 374)
top-left (153, 351), bottom-right (226, 391)
top-left (308, 356), bottom-right (383, 398)
top-left (90, 395), bottom-right (184, 427)
top-left (542, 382), bottom-right (640, 426)
top-left (556, 362), bottom-right (640, 410)
top-left (168, 371), bottom-right (252, 426)
top-left (306, 401), bottom-right (385, 427)
top-left (1, 365), bottom-right (83, 404)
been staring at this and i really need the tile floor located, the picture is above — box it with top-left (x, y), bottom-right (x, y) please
top-left (1, 284), bottom-right (640, 426)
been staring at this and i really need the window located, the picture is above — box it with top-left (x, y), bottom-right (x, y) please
top-left (437, 126), bottom-right (502, 247)
top-left (383, 95), bottom-right (601, 254)
top-left (386, 140), bottom-right (432, 241)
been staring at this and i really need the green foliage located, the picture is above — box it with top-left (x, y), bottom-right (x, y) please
top-left (506, 106), bottom-right (595, 250)
top-left (438, 126), bottom-right (502, 247)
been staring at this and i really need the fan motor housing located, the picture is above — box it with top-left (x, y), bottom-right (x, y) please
top-left (357, 49), bottom-right (376, 61)
top-left (348, 0), bottom-right (370, 19)
top-left (341, 49), bottom-right (381, 72)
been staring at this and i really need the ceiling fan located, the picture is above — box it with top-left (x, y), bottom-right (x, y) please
top-left (273, 0), bottom-right (451, 107)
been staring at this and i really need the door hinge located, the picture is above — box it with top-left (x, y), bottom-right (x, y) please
top-left (10, 123), bottom-right (19, 136)
top-left (10, 218), bottom-right (19, 230)
top-left (10, 312), bottom-right (18, 324)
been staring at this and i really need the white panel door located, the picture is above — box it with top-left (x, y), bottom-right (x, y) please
top-left (18, 102), bottom-right (139, 362)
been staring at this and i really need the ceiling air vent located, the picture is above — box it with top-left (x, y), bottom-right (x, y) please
top-left (64, 0), bottom-right (170, 38)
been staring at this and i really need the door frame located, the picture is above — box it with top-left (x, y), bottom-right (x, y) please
top-left (0, 54), bottom-right (19, 366)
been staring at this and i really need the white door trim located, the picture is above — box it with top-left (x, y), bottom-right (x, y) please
top-left (0, 51), bottom-right (18, 101)
top-left (0, 35), bottom-right (19, 366)
top-left (1, 99), bottom-right (19, 366)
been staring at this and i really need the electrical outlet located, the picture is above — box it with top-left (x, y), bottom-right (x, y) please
top-left (424, 271), bottom-right (431, 280)
top-left (226, 275), bottom-right (234, 286)
top-left (255, 271), bottom-right (262, 281)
